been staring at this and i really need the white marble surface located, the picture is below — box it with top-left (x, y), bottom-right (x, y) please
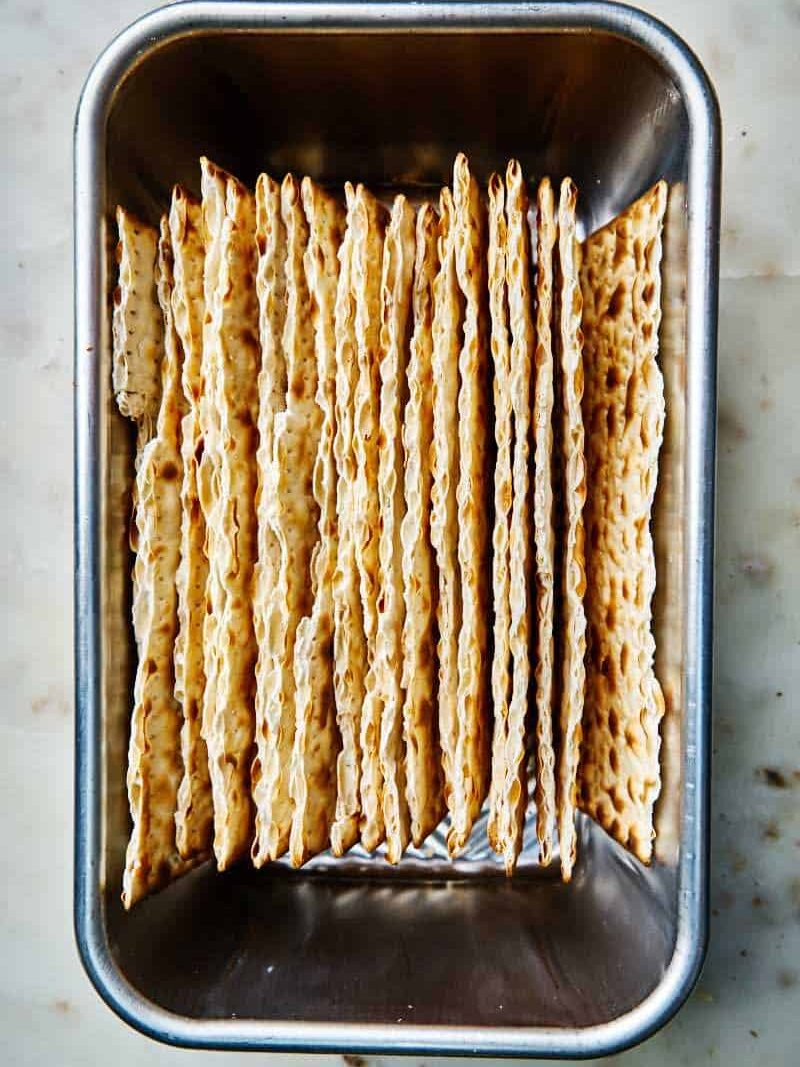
top-left (2, 1), bottom-right (799, 1064)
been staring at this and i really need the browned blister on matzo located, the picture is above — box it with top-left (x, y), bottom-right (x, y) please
top-left (500, 160), bottom-right (535, 873)
top-left (198, 159), bottom-right (259, 870)
top-left (169, 186), bottom-right (213, 861)
top-left (449, 153), bottom-right (491, 855)
top-left (330, 184), bottom-right (367, 856)
top-left (289, 179), bottom-right (346, 867)
top-left (555, 178), bottom-right (588, 883)
top-left (352, 186), bottom-right (389, 852)
top-left (122, 217), bottom-right (193, 907)
top-left (430, 188), bottom-right (462, 828)
top-left (401, 203), bottom-right (445, 847)
top-left (486, 173), bottom-right (513, 856)
top-left (532, 178), bottom-right (558, 866)
top-left (376, 196), bottom-right (415, 863)
top-left (112, 207), bottom-right (163, 447)
top-left (578, 182), bottom-right (668, 865)
top-left (251, 172), bottom-right (290, 866)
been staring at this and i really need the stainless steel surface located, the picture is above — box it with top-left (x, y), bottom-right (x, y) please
top-left (74, 1), bottom-right (719, 1056)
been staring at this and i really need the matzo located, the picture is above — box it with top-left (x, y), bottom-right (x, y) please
top-left (112, 207), bottom-right (163, 445)
top-left (500, 159), bottom-right (535, 872)
top-left (123, 217), bottom-right (192, 907)
top-left (429, 187), bottom-right (462, 826)
top-left (376, 195), bottom-right (415, 864)
top-left (555, 178), bottom-right (588, 883)
top-left (486, 172), bottom-right (513, 856)
top-left (449, 153), bottom-right (491, 855)
top-left (352, 185), bottom-right (389, 852)
top-left (290, 178), bottom-right (346, 867)
top-left (251, 172), bottom-right (290, 866)
top-left (330, 184), bottom-right (368, 856)
top-left (259, 174), bottom-right (321, 862)
top-left (198, 158), bottom-right (259, 870)
top-left (531, 177), bottom-right (557, 866)
top-left (400, 202), bottom-right (445, 847)
top-left (169, 186), bottom-right (213, 861)
top-left (577, 181), bottom-right (668, 865)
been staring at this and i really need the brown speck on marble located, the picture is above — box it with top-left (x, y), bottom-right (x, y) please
top-left (759, 396), bottom-right (774, 411)
top-left (778, 970), bottom-right (797, 989)
top-left (758, 767), bottom-right (789, 789)
top-left (31, 692), bottom-right (69, 716)
top-left (51, 999), bottom-right (72, 1013)
top-left (729, 849), bottom-right (748, 873)
top-left (718, 406), bottom-right (749, 442)
top-left (738, 553), bottom-right (774, 584)
top-left (750, 1029), bottom-right (759, 1038)
top-left (752, 895), bottom-right (765, 908)
top-left (789, 877), bottom-right (800, 909)
top-left (342, 1056), bottom-right (367, 1067)
top-left (763, 820), bottom-right (781, 841)
top-left (697, 989), bottom-right (715, 1003)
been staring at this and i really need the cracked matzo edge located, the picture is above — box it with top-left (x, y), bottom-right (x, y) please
top-left (376, 195), bottom-right (415, 864)
top-left (122, 216), bottom-right (194, 907)
top-left (198, 159), bottom-right (259, 869)
top-left (429, 187), bottom-right (462, 830)
top-left (555, 177), bottom-right (588, 883)
top-left (578, 182), bottom-right (668, 865)
top-left (352, 185), bottom-right (389, 852)
top-left (400, 202), bottom-right (445, 847)
top-left (532, 177), bottom-right (558, 866)
top-left (169, 186), bottom-right (213, 862)
top-left (289, 179), bottom-right (346, 867)
top-left (486, 172), bottom-right (514, 856)
top-left (449, 153), bottom-right (491, 856)
top-left (500, 160), bottom-right (536, 872)
top-left (251, 173), bottom-right (290, 866)
top-left (330, 184), bottom-right (368, 856)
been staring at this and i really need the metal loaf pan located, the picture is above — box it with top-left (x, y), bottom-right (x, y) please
top-left (74, 1), bottom-right (719, 1057)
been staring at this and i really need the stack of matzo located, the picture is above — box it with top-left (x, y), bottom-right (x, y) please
top-left (112, 156), bottom-right (668, 906)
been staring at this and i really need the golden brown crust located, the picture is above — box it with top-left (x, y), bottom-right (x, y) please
top-left (254, 174), bottom-right (320, 862)
top-left (250, 172), bottom-right (290, 866)
top-left (401, 203), bottom-right (445, 847)
top-left (429, 188), bottom-right (462, 827)
top-left (112, 207), bottom-right (163, 439)
top-left (198, 158), bottom-right (259, 870)
top-left (555, 178), bottom-right (588, 883)
top-left (486, 172), bottom-right (513, 856)
top-left (500, 160), bottom-right (535, 873)
top-left (123, 217), bottom-right (194, 907)
top-left (352, 186), bottom-right (389, 852)
top-left (289, 179), bottom-right (346, 867)
top-left (449, 153), bottom-right (491, 855)
top-left (578, 181), bottom-right (668, 865)
top-left (532, 178), bottom-right (558, 867)
top-left (376, 195), bottom-right (416, 864)
top-left (330, 184), bottom-right (367, 856)
top-left (169, 186), bottom-right (213, 861)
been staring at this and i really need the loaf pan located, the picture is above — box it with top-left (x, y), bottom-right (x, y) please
top-left (74, 1), bottom-right (719, 1056)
